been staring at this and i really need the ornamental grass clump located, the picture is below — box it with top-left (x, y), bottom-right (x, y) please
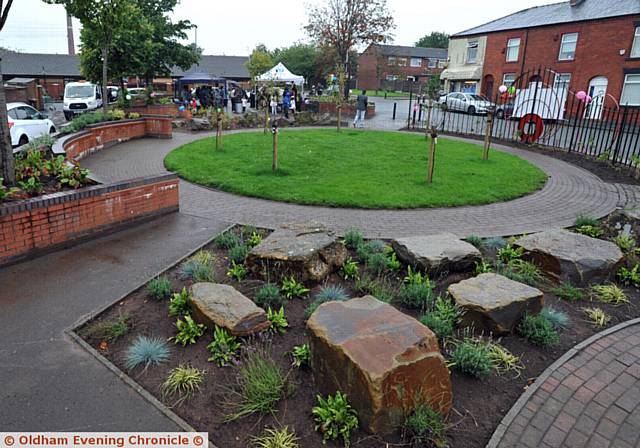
top-left (180, 250), bottom-right (215, 282)
top-left (517, 313), bottom-right (560, 348)
top-left (161, 364), bottom-right (205, 406)
top-left (487, 343), bottom-right (524, 377)
top-left (254, 283), bottom-right (284, 309)
top-left (448, 339), bottom-right (493, 379)
top-left (591, 284), bottom-right (629, 305)
top-left (365, 252), bottom-right (389, 276)
top-left (584, 307), bottom-right (612, 327)
top-left (484, 236), bottom-right (507, 249)
top-left (465, 235), bottom-right (484, 249)
top-left (214, 231), bottom-right (242, 249)
top-left (312, 391), bottom-right (359, 448)
top-left (404, 403), bottom-right (447, 446)
top-left (343, 229), bottom-right (364, 249)
top-left (420, 296), bottom-right (463, 340)
top-left (618, 264), bottom-right (640, 288)
top-left (251, 426), bottom-right (300, 448)
top-left (540, 306), bottom-right (570, 330)
top-left (355, 239), bottom-right (387, 261)
top-left (147, 276), bottom-right (172, 301)
top-left (398, 282), bottom-right (435, 311)
top-left (228, 244), bottom-right (249, 264)
top-left (551, 282), bottom-right (584, 301)
top-left (88, 312), bottom-right (131, 342)
top-left (124, 336), bottom-right (170, 370)
top-left (315, 284), bottom-right (350, 302)
top-left (575, 214), bottom-right (599, 228)
top-left (613, 234), bottom-right (636, 252)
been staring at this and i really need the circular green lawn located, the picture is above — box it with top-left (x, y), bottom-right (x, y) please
top-left (164, 130), bottom-right (547, 209)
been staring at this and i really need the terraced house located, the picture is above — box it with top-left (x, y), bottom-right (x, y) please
top-left (445, 0), bottom-right (640, 112)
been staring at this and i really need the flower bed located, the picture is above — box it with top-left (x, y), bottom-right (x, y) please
top-left (76, 216), bottom-right (640, 448)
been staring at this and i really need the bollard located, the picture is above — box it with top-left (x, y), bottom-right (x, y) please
top-left (392, 102), bottom-right (397, 120)
top-left (272, 122), bottom-right (279, 172)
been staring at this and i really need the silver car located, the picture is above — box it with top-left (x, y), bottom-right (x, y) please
top-left (439, 92), bottom-right (493, 115)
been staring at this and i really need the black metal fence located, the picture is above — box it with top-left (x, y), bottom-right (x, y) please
top-left (406, 67), bottom-right (640, 168)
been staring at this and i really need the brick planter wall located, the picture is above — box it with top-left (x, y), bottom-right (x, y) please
top-left (125, 104), bottom-right (180, 117)
top-left (318, 102), bottom-right (376, 118)
top-left (0, 175), bottom-right (179, 267)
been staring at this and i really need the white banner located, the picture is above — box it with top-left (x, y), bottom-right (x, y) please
top-left (0, 433), bottom-right (208, 448)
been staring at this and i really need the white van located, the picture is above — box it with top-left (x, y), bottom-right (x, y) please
top-left (63, 82), bottom-right (103, 120)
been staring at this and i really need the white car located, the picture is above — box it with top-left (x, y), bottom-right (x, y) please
top-left (127, 87), bottom-right (146, 97)
top-left (7, 102), bottom-right (56, 147)
top-left (439, 92), bottom-right (493, 115)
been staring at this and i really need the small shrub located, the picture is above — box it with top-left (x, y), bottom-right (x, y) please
top-left (540, 306), bottom-right (570, 330)
top-left (340, 258), bottom-right (359, 279)
top-left (386, 251), bottom-right (401, 271)
top-left (420, 296), bottom-right (463, 340)
top-left (487, 343), bottom-right (524, 377)
top-left (247, 231), bottom-right (263, 248)
top-left (343, 229), bottom-right (364, 249)
top-left (614, 235), bottom-right (636, 252)
top-left (161, 364), bottom-right (204, 406)
top-left (304, 300), bottom-right (322, 319)
top-left (225, 346), bottom-right (286, 421)
top-left (147, 276), bottom-right (172, 301)
top-left (403, 266), bottom-right (429, 285)
top-left (356, 239), bottom-right (386, 261)
top-left (448, 339), bottom-right (492, 379)
top-left (0, 177), bottom-right (19, 201)
top-left (240, 225), bottom-right (258, 240)
top-left (551, 282), bottom-right (584, 301)
top-left (291, 343), bottom-right (310, 368)
top-left (254, 283), bottom-right (284, 309)
top-left (251, 427), bottom-right (300, 448)
top-left (575, 214), bottom-right (599, 227)
top-left (591, 284), bottom-right (629, 305)
top-left (398, 282), bottom-right (435, 311)
top-left (128, 112), bottom-right (141, 119)
top-left (484, 236), bottom-right (507, 249)
top-left (19, 176), bottom-right (44, 196)
top-left (465, 235), bottom-right (483, 249)
top-left (267, 307), bottom-right (289, 334)
top-left (227, 261), bottom-right (248, 281)
top-left (88, 312), bottom-right (131, 342)
top-left (315, 284), bottom-right (349, 302)
top-left (214, 231), bottom-right (242, 249)
top-left (574, 225), bottom-right (604, 238)
top-left (207, 326), bottom-right (241, 366)
top-left (312, 392), bottom-right (359, 447)
top-left (124, 336), bottom-right (170, 370)
top-left (228, 244), bottom-right (249, 264)
top-left (498, 259), bottom-right (545, 287)
top-left (366, 252), bottom-right (389, 275)
top-left (355, 273), bottom-right (395, 303)
top-left (173, 315), bottom-right (206, 346)
top-left (517, 314), bottom-right (560, 348)
top-left (180, 250), bottom-right (215, 282)
top-left (618, 264), bottom-right (640, 288)
top-left (281, 276), bottom-right (310, 299)
top-left (169, 287), bottom-right (191, 317)
top-left (584, 307), bottom-right (612, 327)
top-left (497, 244), bottom-right (524, 263)
top-left (405, 403), bottom-right (447, 445)
top-left (474, 260), bottom-right (493, 274)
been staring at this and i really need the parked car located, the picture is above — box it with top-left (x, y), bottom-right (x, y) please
top-left (7, 102), bottom-right (56, 147)
top-left (63, 82), bottom-right (103, 120)
top-left (127, 87), bottom-right (146, 97)
top-left (493, 102), bottom-right (515, 119)
top-left (439, 92), bottom-right (494, 115)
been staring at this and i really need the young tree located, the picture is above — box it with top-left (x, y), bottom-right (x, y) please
top-left (272, 43), bottom-right (320, 85)
top-left (0, 0), bottom-right (15, 185)
top-left (415, 32), bottom-right (449, 49)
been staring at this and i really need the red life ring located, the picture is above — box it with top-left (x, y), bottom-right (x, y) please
top-left (519, 114), bottom-right (544, 143)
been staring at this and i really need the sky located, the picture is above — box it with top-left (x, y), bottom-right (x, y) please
top-left (1, 0), bottom-right (562, 55)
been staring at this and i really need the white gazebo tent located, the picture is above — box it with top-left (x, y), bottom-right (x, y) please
top-left (256, 62), bottom-right (305, 86)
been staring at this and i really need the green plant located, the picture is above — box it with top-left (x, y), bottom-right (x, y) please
top-left (281, 276), bottom-right (310, 299)
top-left (110, 108), bottom-right (126, 120)
top-left (618, 264), bottom-right (640, 288)
top-left (420, 296), bottom-right (463, 339)
top-left (147, 276), bottom-right (172, 301)
top-left (254, 283), bottom-right (284, 309)
top-left (474, 260), bottom-right (494, 274)
top-left (214, 231), bottom-right (242, 249)
top-left (484, 236), bottom-right (507, 249)
top-left (161, 364), bottom-right (204, 406)
top-left (365, 252), bottom-right (389, 275)
top-left (448, 339), bottom-right (492, 379)
top-left (497, 244), bottom-right (524, 263)
top-left (540, 306), bottom-right (570, 330)
top-left (57, 162), bottom-right (91, 189)
top-left (168, 287), bottom-right (191, 316)
top-left (87, 312), bottom-right (131, 342)
top-left (315, 284), bottom-right (350, 302)
top-left (180, 250), bottom-right (215, 282)
top-left (465, 235), bottom-right (483, 249)
top-left (312, 392), bottom-right (359, 447)
top-left (227, 261), bottom-right (248, 281)
top-left (340, 258), bottom-right (359, 279)
top-left (267, 307), bottom-right (289, 334)
top-left (304, 300), bottom-right (322, 319)
top-left (25, 134), bottom-right (55, 151)
top-left (251, 427), bottom-right (300, 448)
top-left (0, 177), bottom-right (19, 201)
top-left (498, 259), bottom-right (545, 287)
top-left (247, 231), bottom-right (263, 248)
top-left (613, 235), bottom-right (636, 252)
top-left (44, 155), bottom-right (66, 177)
top-left (386, 251), bottom-right (402, 271)
top-left (584, 307), bottom-right (611, 327)
top-left (224, 345), bottom-right (286, 421)
top-left (591, 284), bottom-right (629, 305)
top-left (574, 225), bottom-right (604, 238)
top-left (354, 273), bottom-right (395, 303)
top-left (405, 403), bottom-right (447, 445)
top-left (551, 282), bottom-right (584, 301)
top-left (575, 214), bottom-right (599, 228)
top-left (516, 313), bottom-right (560, 348)
top-left (343, 229), bottom-right (364, 249)
top-left (403, 266), bottom-right (429, 285)
top-left (207, 326), bottom-right (241, 366)
top-left (228, 244), bottom-right (249, 264)
top-left (487, 343), bottom-right (524, 377)
top-left (124, 336), bottom-right (170, 370)
top-left (356, 239), bottom-right (387, 261)
top-left (291, 343), bottom-right (310, 368)
top-left (18, 176), bottom-right (43, 196)
top-left (398, 282), bottom-right (435, 311)
top-left (173, 315), bottom-right (206, 346)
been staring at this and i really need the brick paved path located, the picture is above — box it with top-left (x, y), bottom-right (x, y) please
top-left (488, 319), bottom-right (640, 448)
top-left (82, 128), bottom-right (627, 238)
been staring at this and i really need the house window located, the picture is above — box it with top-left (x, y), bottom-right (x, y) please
top-left (621, 74), bottom-right (640, 105)
top-left (410, 58), bottom-right (422, 67)
top-left (631, 27), bottom-right (640, 58)
top-left (427, 59), bottom-right (437, 68)
top-left (386, 75), bottom-right (398, 81)
top-left (397, 58), bottom-right (407, 67)
top-left (467, 40), bottom-right (479, 63)
top-left (553, 73), bottom-right (572, 92)
top-left (406, 76), bottom-right (416, 82)
top-left (559, 33), bottom-right (578, 61)
top-left (503, 73), bottom-right (516, 87)
top-left (388, 56), bottom-right (396, 66)
top-left (506, 38), bottom-right (521, 62)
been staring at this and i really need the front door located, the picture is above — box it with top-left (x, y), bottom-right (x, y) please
top-left (586, 76), bottom-right (608, 120)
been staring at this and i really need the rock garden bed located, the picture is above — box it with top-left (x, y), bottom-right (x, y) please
top-left (77, 216), bottom-right (640, 448)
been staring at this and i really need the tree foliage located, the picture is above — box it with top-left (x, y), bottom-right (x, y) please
top-left (0, 0), bottom-right (16, 184)
top-left (415, 32), bottom-right (450, 49)
top-left (245, 44), bottom-right (273, 80)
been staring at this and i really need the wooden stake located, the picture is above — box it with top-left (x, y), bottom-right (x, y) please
top-left (483, 111), bottom-right (494, 160)
top-left (215, 109), bottom-right (223, 150)
top-left (272, 124), bottom-right (279, 172)
top-left (427, 129), bottom-right (437, 183)
top-left (425, 100), bottom-right (432, 140)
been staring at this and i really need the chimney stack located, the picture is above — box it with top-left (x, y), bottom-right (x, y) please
top-left (66, 11), bottom-right (75, 55)
top-left (570, 0), bottom-right (586, 6)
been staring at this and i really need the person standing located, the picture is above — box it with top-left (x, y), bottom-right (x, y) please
top-left (282, 89), bottom-right (291, 119)
top-left (353, 89), bottom-right (368, 128)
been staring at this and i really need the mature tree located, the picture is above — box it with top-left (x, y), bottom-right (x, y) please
top-left (245, 44), bottom-right (273, 80)
top-left (272, 43), bottom-right (320, 85)
top-left (0, 0), bottom-right (15, 185)
top-left (415, 32), bottom-right (449, 49)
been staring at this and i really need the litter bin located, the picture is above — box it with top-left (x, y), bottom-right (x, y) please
top-left (235, 102), bottom-right (243, 113)
top-left (306, 100), bottom-right (320, 113)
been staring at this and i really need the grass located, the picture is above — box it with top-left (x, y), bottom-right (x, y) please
top-left (124, 336), bottom-right (171, 370)
top-left (165, 130), bottom-right (546, 209)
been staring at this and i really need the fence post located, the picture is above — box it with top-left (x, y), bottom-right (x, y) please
top-left (407, 91), bottom-right (413, 129)
top-left (483, 111), bottom-right (494, 160)
top-left (612, 106), bottom-right (629, 163)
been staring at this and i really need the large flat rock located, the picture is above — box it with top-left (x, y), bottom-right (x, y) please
top-left (514, 230), bottom-right (623, 286)
top-left (448, 273), bottom-right (544, 335)
top-left (246, 222), bottom-right (348, 282)
top-left (190, 283), bottom-right (269, 336)
top-left (307, 295), bottom-right (452, 435)
top-left (392, 233), bottom-right (481, 274)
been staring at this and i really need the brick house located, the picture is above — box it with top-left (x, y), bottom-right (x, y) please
top-left (452, 0), bottom-right (640, 114)
top-left (357, 44), bottom-right (447, 91)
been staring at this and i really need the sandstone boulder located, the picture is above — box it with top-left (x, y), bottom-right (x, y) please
top-left (307, 295), bottom-right (452, 435)
top-left (246, 222), bottom-right (348, 282)
top-left (514, 230), bottom-right (623, 286)
top-left (190, 283), bottom-right (269, 336)
top-left (392, 233), bottom-right (481, 275)
top-left (448, 273), bottom-right (544, 334)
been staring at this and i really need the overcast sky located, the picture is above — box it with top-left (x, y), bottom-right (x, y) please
top-left (2, 0), bottom-right (561, 55)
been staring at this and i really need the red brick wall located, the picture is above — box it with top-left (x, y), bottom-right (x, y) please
top-left (0, 175), bottom-right (179, 266)
top-left (125, 104), bottom-right (180, 117)
top-left (482, 15), bottom-right (640, 105)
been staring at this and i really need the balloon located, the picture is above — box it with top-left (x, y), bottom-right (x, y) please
top-left (498, 85), bottom-right (508, 94)
top-left (585, 95), bottom-right (592, 104)
top-left (179, 105), bottom-right (185, 112)
top-left (508, 86), bottom-right (516, 95)
top-left (576, 91), bottom-right (587, 100)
